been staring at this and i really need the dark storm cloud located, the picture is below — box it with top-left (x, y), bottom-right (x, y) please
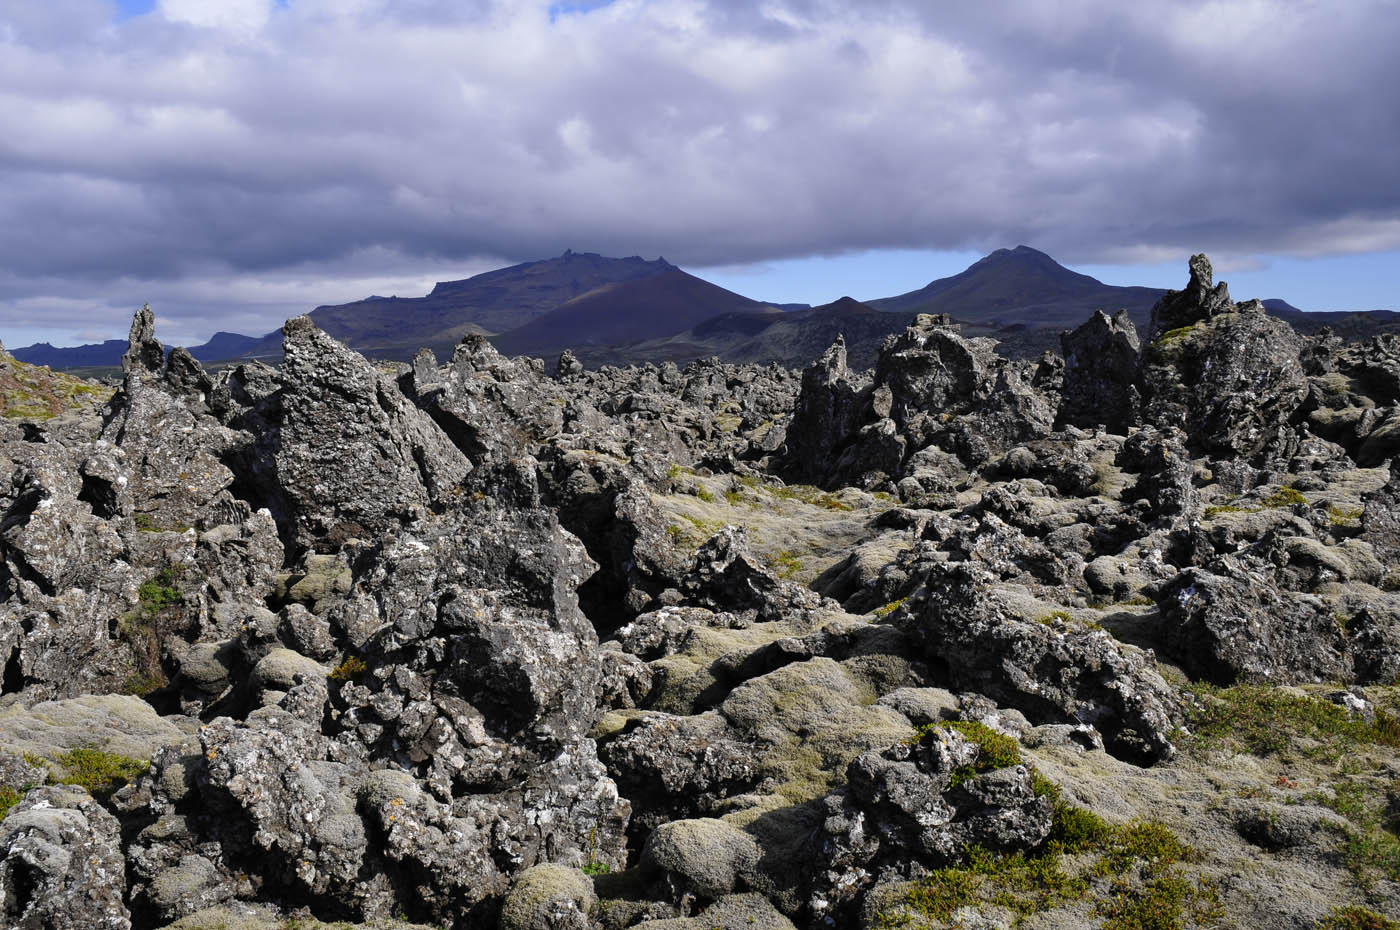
top-left (2, 0), bottom-right (1397, 341)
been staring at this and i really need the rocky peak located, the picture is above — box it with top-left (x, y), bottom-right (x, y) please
top-left (120, 303), bottom-right (165, 375)
top-left (1148, 252), bottom-right (1233, 339)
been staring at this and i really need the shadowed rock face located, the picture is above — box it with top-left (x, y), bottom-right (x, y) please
top-left (1058, 309), bottom-right (1141, 433)
top-left (1, 258), bottom-right (1398, 930)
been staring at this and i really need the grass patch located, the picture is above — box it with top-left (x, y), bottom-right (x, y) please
top-left (1183, 683), bottom-right (1400, 889)
top-left (762, 549), bottom-right (803, 580)
top-left (0, 785), bottom-right (33, 821)
top-left (1319, 906), bottom-right (1400, 930)
top-left (328, 655), bottom-right (369, 682)
top-left (27, 747), bottom-right (148, 802)
top-left (872, 597), bottom-right (908, 620)
top-left (883, 816), bottom-right (1217, 930)
top-left (1260, 486), bottom-right (1308, 509)
top-left (1327, 505), bottom-right (1364, 528)
top-left (1182, 684), bottom-right (1400, 758)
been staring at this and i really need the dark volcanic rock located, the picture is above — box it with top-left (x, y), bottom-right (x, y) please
top-left (247, 316), bottom-right (471, 552)
top-left (0, 785), bottom-right (131, 930)
top-left (1140, 259), bottom-right (1308, 464)
top-left (1156, 565), bottom-right (1351, 685)
top-left (900, 562), bottom-right (1178, 764)
top-left (6, 285), bottom-right (1398, 930)
top-left (1058, 309), bottom-right (1141, 432)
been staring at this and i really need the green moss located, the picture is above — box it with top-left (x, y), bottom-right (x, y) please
top-left (1156, 324), bottom-right (1198, 345)
top-left (1203, 503), bottom-right (1251, 519)
top-left (872, 597), bottom-right (908, 619)
top-left (0, 785), bottom-right (30, 821)
top-left (1260, 485), bottom-right (1308, 509)
top-left (1036, 610), bottom-right (1074, 625)
top-left (884, 817), bottom-right (1214, 930)
top-left (936, 720), bottom-right (1023, 787)
top-left (122, 671), bottom-right (168, 696)
top-left (763, 549), bottom-right (803, 580)
top-left (137, 566), bottom-right (185, 617)
top-left (329, 655), bottom-right (369, 682)
top-left (695, 487), bottom-right (716, 503)
top-left (37, 747), bottom-right (148, 801)
top-left (1318, 906), bottom-right (1400, 930)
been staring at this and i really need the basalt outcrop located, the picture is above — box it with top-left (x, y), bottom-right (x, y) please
top-left (1, 255), bottom-right (1398, 929)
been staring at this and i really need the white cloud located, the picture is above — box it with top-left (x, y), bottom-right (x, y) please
top-left (159, 0), bottom-right (273, 32)
top-left (1, 0), bottom-right (1398, 342)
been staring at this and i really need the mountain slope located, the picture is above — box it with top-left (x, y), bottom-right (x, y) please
top-left (868, 245), bottom-right (1169, 332)
top-left (237, 250), bottom-right (679, 360)
top-left (491, 268), bottom-right (772, 356)
top-left (718, 297), bottom-right (915, 369)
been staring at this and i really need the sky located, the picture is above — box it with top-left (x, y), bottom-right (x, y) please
top-left (2, 0), bottom-right (1399, 349)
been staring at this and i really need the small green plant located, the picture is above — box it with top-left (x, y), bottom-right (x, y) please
top-left (0, 785), bottom-right (32, 821)
top-left (1318, 905), bottom-right (1400, 930)
top-left (1036, 610), bottom-right (1074, 625)
top-left (1327, 505), bottom-right (1364, 528)
top-left (1050, 800), bottom-right (1112, 853)
top-left (329, 655), bottom-right (369, 682)
top-left (37, 747), bottom-right (148, 801)
top-left (1182, 684), bottom-right (1400, 758)
top-left (695, 486), bottom-right (716, 503)
top-left (937, 720), bottom-right (1023, 787)
top-left (133, 512), bottom-right (155, 530)
top-left (581, 824), bottom-right (611, 876)
top-left (136, 566), bottom-right (184, 617)
top-left (1094, 870), bottom-right (1223, 930)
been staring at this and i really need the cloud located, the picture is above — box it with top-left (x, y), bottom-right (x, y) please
top-left (1, 0), bottom-right (1398, 341)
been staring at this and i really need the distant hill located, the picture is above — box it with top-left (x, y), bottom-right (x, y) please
top-left (13, 246), bottom-right (1400, 371)
top-left (188, 332), bottom-right (262, 362)
top-left (11, 340), bottom-right (130, 368)
top-left (572, 297), bottom-right (917, 370)
top-left (867, 245), bottom-right (1169, 333)
top-left (11, 330), bottom-right (262, 369)
top-left (239, 249), bottom-right (679, 360)
top-left (490, 268), bottom-right (773, 357)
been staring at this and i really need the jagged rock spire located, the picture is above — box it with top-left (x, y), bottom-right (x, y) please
top-left (121, 304), bottom-right (165, 374)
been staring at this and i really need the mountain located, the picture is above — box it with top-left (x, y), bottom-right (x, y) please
top-left (490, 268), bottom-right (772, 357)
top-left (240, 250), bottom-right (680, 360)
top-left (11, 331), bottom-right (264, 370)
top-left (11, 339), bottom-right (131, 369)
top-left (187, 331), bottom-right (262, 362)
top-left (643, 297), bottom-right (913, 369)
top-left (867, 245), bottom-right (1169, 334)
